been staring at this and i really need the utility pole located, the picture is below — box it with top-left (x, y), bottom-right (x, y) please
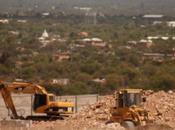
top-left (93, 12), bottom-right (97, 25)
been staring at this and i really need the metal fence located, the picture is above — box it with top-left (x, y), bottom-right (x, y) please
top-left (0, 94), bottom-right (99, 119)
top-left (57, 94), bottom-right (99, 112)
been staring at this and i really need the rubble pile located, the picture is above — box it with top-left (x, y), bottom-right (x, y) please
top-left (31, 95), bottom-right (125, 130)
top-left (0, 120), bottom-right (32, 130)
top-left (67, 95), bottom-right (125, 130)
top-left (11, 90), bottom-right (175, 130)
top-left (144, 90), bottom-right (175, 128)
top-left (67, 90), bottom-right (175, 130)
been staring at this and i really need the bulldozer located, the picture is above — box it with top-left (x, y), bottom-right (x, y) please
top-left (0, 81), bottom-right (74, 120)
top-left (110, 88), bottom-right (151, 130)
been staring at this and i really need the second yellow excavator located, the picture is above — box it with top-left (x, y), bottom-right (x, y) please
top-left (0, 81), bottom-right (74, 119)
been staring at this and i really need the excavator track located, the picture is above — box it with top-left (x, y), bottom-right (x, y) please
top-left (25, 115), bottom-right (64, 121)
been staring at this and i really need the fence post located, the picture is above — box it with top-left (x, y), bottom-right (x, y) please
top-left (96, 94), bottom-right (99, 102)
top-left (31, 95), bottom-right (33, 116)
top-left (75, 95), bottom-right (78, 113)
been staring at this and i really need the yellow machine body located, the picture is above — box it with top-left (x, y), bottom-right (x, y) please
top-left (110, 89), bottom-right (150, 126)
top-left (0, 81), bottom-right (74, 119)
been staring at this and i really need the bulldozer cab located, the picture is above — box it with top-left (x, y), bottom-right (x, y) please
top-left (117, 89), bottom-right (142, 108)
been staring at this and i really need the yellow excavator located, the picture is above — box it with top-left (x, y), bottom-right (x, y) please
top-left (110, 89), bottom-right (152, 130)
top-left (0, 81), bottom-right (74, 119)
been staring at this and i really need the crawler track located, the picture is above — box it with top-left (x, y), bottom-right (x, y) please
top-left (25, 115), bottom-right (64, 121)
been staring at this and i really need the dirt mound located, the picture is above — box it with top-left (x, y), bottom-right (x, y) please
top-left (136, 124), bottom-right (173, 130)
top-left (144, 90), bottom-right (175, 129)
top-left (0, 120), bottom-right (32, 130)
top-left (66, 90), bottom-right (175, 130)
top-left (67, 95), bottom-right (125, 130)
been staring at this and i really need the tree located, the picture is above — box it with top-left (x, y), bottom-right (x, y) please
top-left (150, 74), bottom-right (175, 91)
top-left (106, 74), bottom-right (124, 93)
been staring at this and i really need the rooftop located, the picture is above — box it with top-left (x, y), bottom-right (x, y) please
top-left (143, 14), bottom-right (164, 18)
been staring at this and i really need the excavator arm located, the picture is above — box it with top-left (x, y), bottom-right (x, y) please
top-left (4, 82), bottom-right (48, 94)
top-left (0, 83), bottom-right (18, 119)
top-left (0, 81), bottom-right (48, 119)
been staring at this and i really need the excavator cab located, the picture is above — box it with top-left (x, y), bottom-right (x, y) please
top-left (33, 94), bottom-right (47, 111)
top-left (33, 93), bottom-right (56, 111)
top-left (48, 94), bottom-right (56, 101)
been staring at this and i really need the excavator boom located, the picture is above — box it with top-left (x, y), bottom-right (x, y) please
top-left (0, 83), bottom-right (18, 119)
top-left (2, 82), bottom-right (48, 94)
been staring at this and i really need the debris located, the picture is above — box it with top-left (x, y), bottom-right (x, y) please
top-left (144, 90), bottom-right (175, 129)
top-left (66, 90), bottom-right (175, 130)
top-left (1, 90), bottom-right (175, 130)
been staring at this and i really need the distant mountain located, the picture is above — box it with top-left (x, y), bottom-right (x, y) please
top-left (1, 0), bottom-right (175, 15)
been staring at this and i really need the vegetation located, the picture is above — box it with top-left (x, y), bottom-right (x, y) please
top-left (1, 15), bottom-right (175, 95)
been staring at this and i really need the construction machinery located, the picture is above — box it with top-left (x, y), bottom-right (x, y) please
top-left (110, 88), bottom-right (151, 129)
top-left (0, 81), bottom-right (74, 119)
